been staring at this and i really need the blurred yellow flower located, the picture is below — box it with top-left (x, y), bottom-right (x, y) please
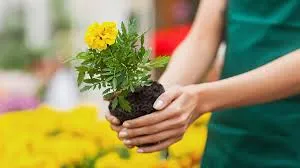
top-left (84, 22), bottom-right (118, 50)
top-left (0, 106), bottom-right (210, 168)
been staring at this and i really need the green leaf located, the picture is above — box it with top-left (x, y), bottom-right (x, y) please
top-left (121, 22), bottom-right (127, 36)
top-left (93, 85), bottom-right (97, 90)
top-left (142, 50), bottom-right (151, 63)
top-left (112, 98), bottom-right (118, 110)
top-left (77, 71), bottom-right (85, 86)
top-left (128, 19), bottom-right (137, 34)
top-left (113, 78), bottom-right (117, 89)
top-left (141, 34), bottom-right (145, 46)
top-left (76, 52), bottom-right (87, 58)
top-left (129, 85), bottom-right (135, 93)
top-left (103, 88), bottom-right (111, 94)
top-left (118, 96), bottom-right (132, 112)
top-left (84, 78), bottom-right (101, 84)
top-left (149, 56), bottom-right (170, 68)
top-left (76, 52), bottom-right (92, 60)
top-left (140, 74), bottom-right (151, 81)
top-left (103, 93), bottom-right (114, 100)
top-left (80, 85), bottom-right (93, 92)
top-left (101, 72), bottom-right (113, 76)
top-left (76, 66), bottom-right (89, 72)
top-left (105, 76), bottom-right (114, 82)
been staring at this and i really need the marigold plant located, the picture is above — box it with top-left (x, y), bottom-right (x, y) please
top-left (72, 20), bottom-right (169, 112)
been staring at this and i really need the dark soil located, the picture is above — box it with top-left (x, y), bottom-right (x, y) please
top-left (109, 82), bottom-right (165, 124)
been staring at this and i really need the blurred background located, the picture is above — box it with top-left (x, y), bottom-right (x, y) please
top-left (0, 1), bottom-right (223, 167)
top-left (1, 0), bottom-right (225, 114)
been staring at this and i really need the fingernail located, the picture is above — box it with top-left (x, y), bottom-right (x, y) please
top-left (119, 131), bottom-right (128, 138)
top-left (153, 100), bottom-right (164, 110)
top-left (123, 122), bottom-right (130, 127)
top-left (137, 149), bottom-right (144, 153)
top-left (123, 139), bottom-right (131, 145)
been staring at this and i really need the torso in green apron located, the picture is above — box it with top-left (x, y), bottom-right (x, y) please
top-left (202, 0), bottom-right (300, 167)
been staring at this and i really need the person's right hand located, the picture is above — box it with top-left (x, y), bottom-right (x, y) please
top-left (105, 113), bottom-right (134, 148)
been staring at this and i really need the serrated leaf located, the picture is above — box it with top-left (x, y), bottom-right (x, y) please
top-left (142, 50), bottom-right (151, 63)
top-left (121, 22), bottom-right (127, 36)
top-left (112, 98), bottom-right (118, 110)
top-left (113, 78), bottom-right (117, 89)
top-left (76, 52), bottom-right (87, 59)
top-left (84, 78), bottom-right (101, 84)
top-left (101, 72), bottom-right (113, 76)
top-left (129, 85), bottom-right (135, 93)
top-left (102, 68), bottom-right (111, 72)
top-left (140, 74), bottom-right (151, 81)
top-left (105, 76), bottom-right (114, 82)
top-left (141, 34), bottom-right (145, 46)
top-left (77, 71), bottom-right (85, 86)
top-left (128, 19), bottom-right (137, 34)
top-left (76, 66), bottom-right (89, 72)
top-left (103, 88), bottom-right (111, 94)
top-left (103, 93), bottom-right (114, 101)
top-left (118, 96), bottom-right (132, 112)
top-left (80, 85), bottom-right (93, 92)
top-left (149, 56), bottom-right (170, 68)
top-left (93, 85), bottom-right (97, 90)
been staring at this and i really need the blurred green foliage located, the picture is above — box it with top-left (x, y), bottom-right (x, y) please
top-left (0, 0), bottom-right (72, 70)
top-left (0, 8), bottom-right (42, 70)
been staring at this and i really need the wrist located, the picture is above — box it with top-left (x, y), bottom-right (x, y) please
top-left (192, 82), bottom-right (220, 113)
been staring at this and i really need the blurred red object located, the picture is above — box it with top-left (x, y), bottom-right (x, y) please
top-left (153, 24), bottom-right (191, 57)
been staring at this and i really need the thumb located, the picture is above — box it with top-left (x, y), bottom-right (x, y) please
top-left (153, 85), bottom-right (182, 110)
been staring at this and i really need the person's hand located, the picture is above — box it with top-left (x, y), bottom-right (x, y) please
top-left (105, 113), bottom-right (134, 148)
top-left (118, 85), bottom-right (208, 153)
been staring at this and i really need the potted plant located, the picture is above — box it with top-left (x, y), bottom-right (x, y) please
top-left (72, 20), bottom-right (169, 124)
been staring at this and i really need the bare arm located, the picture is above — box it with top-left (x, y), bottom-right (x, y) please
top-left (120, 49), bottom-right (300, 153)
top-left (200, 49), bottom-right (300, 111)
top-left (159, 0), bottom-right (227, 87)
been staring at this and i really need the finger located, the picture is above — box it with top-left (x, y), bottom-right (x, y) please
top-left (137, 136), bottom-right (182, 153)
top-left (124, 144), bottom-right (134, 149)
top-left (123, 95), bottom-right (186, 129)
top-left (153, 85), bottom-right (182, 110)
top-left (110, 124), bottom-right (122, 132)
top-left (119, 116), bottom-right (187, 138)
top-left (123, 128), bottom-right (185, 146)
top-left (123, 109), bottom-right (179, 128)
top-left (105, 113), bottom-right (120, 125)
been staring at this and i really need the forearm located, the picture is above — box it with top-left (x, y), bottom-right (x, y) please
top-left (198, 49), bottom-right (300, 112)
top-left (159, 0), bottom-right (226, 87)
top-left (159, 37), bottom-right (220, 87)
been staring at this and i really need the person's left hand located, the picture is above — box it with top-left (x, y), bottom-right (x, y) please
top-left (118, 85), bottom-right (208, 153)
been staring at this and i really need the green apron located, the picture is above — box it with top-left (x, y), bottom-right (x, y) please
top-left (201, 0), bottom-right (300, 167)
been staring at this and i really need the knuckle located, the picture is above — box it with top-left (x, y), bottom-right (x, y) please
top-left (173, 105), bottom-right (182, 113)
top-left (127, 130), bottom-right (135, 137)
top-left (133, 139), bottom-right (140, 145)
top-left (179, 115), bottom-right (188, 123)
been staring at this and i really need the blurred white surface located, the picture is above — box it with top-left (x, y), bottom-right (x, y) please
top-left (44, 68), bottom-right (80, 110)
top-left (0, 71), bottom-right (39, 96)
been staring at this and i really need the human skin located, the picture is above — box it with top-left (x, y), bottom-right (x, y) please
top-left (106, 0), bottom-right (300, 153)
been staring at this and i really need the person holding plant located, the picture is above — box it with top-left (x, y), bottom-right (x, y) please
top-left (106, 0), bottom-right (300, 167)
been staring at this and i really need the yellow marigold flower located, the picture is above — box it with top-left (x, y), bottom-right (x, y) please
top-left (102, 22), bottom-right (118, 45)
top-left (84, 22), bottom-right (118, 50)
